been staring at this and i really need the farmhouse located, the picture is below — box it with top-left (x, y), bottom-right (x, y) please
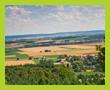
top-left (54, 59), bottom-right (71, 67)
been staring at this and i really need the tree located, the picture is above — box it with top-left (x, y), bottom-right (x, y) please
top-left (98, 47), bottom-right (105, 72)
top-left (72, 61), bottom-right (83, 72)
top-left (16, 57), bottom-right (19, 60)
top-left (37, 59), bottom-right (54, 68)
top-left (96, 45), bottom-right (102, 51)
top-left (29, 56), bottom-right (32, 60)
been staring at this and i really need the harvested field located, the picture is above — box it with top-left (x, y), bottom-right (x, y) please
top-left (19, 44), bottom-right (97, 56)
top-left (6, 60), bottom-right (35, 66)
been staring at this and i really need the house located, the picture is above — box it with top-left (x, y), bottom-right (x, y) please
top-left (54, 60), bottom-right (71, 67)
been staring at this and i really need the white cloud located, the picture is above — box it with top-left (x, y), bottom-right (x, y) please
top-left (46, 6), bottom-right (104, 30)
top-left (6, 6), bottom-right (105, 35)
top-left (6, 6), bottom-right (32, 16)
top-left (6, 6), bottom-right (40, 35)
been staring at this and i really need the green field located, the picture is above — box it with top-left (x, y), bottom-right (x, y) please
top-left (6, 48), bottom-right (29, 60)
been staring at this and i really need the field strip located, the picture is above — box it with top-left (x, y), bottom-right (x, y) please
top-left (19, 44), bottom-right (96, 56)
top-left (6, 60), bottom-right (35, 66)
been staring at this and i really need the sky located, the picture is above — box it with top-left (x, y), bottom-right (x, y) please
top-left (6, 6), bottom-right (105, 36)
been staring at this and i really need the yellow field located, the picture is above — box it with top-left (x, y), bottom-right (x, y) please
top-left (19, 44), bottom-right (98, 56)
top-left (6, 60), bottom-right (35, 66)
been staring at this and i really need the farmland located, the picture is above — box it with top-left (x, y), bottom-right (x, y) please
top-left (6, 42), bottom-right (103, 66)
top-left (5, 30), bottom-right (105, 85)
top-left (5, 5), bottom-right (106, 85)
top-left (19, 44), bottom-right (96, 56)
top-left (6, 30), bottom-right (104, 62)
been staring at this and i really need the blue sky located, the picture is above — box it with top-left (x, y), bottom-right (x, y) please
top-left (6, 6), bottom-right (105, 36)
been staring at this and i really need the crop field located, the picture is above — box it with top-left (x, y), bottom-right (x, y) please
top-left (6, 42), bottom-right (104, 58)
top-left (6, 60), bottom-right (35, 66)
top-left (19, 43), bottom-right (97, 56)
top-left (5, 42), bottom-right (103, 66)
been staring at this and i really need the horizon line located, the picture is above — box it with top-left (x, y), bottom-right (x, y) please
top-left (6, 29), bottom-right (104, 37)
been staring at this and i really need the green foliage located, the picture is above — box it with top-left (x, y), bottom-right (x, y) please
top-left (97, 47), bottom-right (105, 72)
top-left (5, 64), bottom-right (105, 85)
top-left (37, 59), bottom-right (54, 68)
top-left (72, 61), bottom-right (84, 72)
top-left (5, 65), bottom-right (76, 85)
top-left (77, 73), bottom-right (105, 85)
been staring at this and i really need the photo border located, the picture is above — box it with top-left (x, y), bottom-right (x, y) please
top-left (0, 0), bottom-right (110, 90)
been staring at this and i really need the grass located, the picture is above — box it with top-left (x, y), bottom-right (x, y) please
top-left (6, 55), bottom-right (16, 59)
top-left (6, 54), bottom-right (29, 60)
top-left (44, 55), bottom-right (59, 62)
top-left (6, 48), bottom-right (22, 55)
top-left (33, 55), bottom-right (59, 64)
top-left (33, 59), bottom-right (40, 64)
top-left (6, 47), bottom-right (30, 60)
top-left (60, 47), bottom-right (77, 50)
top-left (45, 55), bottom-right (58, 58)
top-left (16, 54), bottom-right (29, 60)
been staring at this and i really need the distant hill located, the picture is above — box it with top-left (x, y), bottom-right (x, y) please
top-left (6, 30), bottom-right (104, 42)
